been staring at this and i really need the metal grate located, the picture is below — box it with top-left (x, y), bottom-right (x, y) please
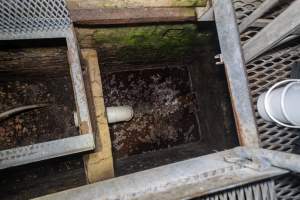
top-left (234, 0), bottom-right (263, 24)
top-left (233, 0), bottom-right (263, 44)
top-left (247, 45), bottom-right (300, 152)
top-left (233, 0), bottom-right (300, 199)
top-left (0, 0), bottom-right (70, 39)
top-left (234, 0), bottom-right (293, 44)
top-left (247, 43), bottom-right (300, 200)
top-left (200, 180), bottom-right (277, 200)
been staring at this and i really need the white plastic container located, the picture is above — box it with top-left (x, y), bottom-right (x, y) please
top-left (257, 79), bottom-right (300, 128)
top-left (106, 106), bottom-right (134, 124)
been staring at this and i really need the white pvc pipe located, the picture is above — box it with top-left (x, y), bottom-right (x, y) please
top-left (257, 79), bottom-right (300, 128)
top-left (106, 106), bottom-right (134, 124)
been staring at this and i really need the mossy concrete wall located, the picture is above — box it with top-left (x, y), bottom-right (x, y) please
top-left (77, 24), bottom-right (214, 63)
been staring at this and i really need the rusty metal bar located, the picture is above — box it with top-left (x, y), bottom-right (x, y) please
top-left (213, 0), bottom-right (259, 147)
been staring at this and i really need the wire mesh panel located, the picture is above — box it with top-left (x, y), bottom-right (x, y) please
top-left (0, 0), bottom-right (70, 39)
top-left (247, 45), bottom-right (300, 152)
top-left (200, 180), bottom-right (277, 200)
top-left (233, 0), bottom-right (300, 199)
top-left (234, 0), bottom-right (293, 44)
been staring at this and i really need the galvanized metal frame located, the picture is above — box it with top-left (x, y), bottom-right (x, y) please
top-left (34, 149), bottom-right (287, 200)
top-left (0, 1), bottom-right (95, 169)
top-left (33, 2), bottom-right (287, 200)
top-left (213, 0), bottom-right (260, 147)
top-left (0, 28), bottom-right (95, 169)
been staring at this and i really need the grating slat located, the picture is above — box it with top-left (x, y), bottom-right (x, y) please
top-left (200, 180), bottom-right (277, 200)
top-left (0, 0), bottom-right (70, 37)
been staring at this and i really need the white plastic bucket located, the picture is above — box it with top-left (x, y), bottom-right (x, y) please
top-left (106, 106), bottom-right (134, 124)
top-left (257, 79), bottom-right (300, 128)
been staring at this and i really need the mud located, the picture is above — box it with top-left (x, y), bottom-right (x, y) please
top-left (0, 76), bottom-right (79, 150)
top-left (102, 66), bottom-right (200, 158)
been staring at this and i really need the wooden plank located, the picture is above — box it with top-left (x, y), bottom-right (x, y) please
top-left (213, 0), bottom-right (260, 147)
top-left (243, 0), bottom-right (300, 63)
top-left (67, 0), bottom-right (208, 9)
top-left (70, 7), bottom-right (196, 25)
top-left (81, 49), bottom-right (114, 183)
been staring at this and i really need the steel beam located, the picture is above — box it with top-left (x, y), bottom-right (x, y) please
top-left (34, 150), bottom-right (287, 200)
top-left (243, 0), bottom-right (300, 63)
top-left (0, 134), bottom-right (94, 170)
top-left (235, 147), bottom-right (300, 174)
top-left (213, 0), bottom-right (259, 147)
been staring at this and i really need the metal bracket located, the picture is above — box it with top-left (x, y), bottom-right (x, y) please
top-left (215, 54), bottom-right (224, 65)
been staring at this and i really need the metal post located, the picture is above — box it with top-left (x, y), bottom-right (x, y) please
top-left (213, 0), bottom-right (260, 147)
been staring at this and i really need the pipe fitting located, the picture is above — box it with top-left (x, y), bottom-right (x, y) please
top-left (106, 106), bottom-right (134, 124)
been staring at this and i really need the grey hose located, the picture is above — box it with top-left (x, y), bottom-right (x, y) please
top-left (0, 104), bottom-right (47, 122)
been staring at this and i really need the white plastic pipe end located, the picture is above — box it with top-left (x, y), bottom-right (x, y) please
top-left (106, 106), bottom-right (134, 124)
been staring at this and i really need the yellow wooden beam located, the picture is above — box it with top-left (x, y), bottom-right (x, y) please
top-left (67, 0), bottom-right (208, 9)
top-left (81, 49), bottom-right (115, 183)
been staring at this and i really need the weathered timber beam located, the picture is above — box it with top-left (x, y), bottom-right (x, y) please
top-left (81, 49), bottom-right (115, 183)
top-left (243, 0), bottom-right (300, 63)
top-left (70, 8), bottom-right (196, 25)
top-left (67, 0), bottom-right (208, 9)
top-left (213, 0), bottom-right (259, 147)
top-left (34, 150), bottom-right (287, 200)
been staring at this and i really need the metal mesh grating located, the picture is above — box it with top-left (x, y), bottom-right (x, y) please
top-left (233, 0), bottom-right (300, 199)
top-left (199, 180), bottom-right (277, 200)
top-left (247, 43), bottom-right (300, 200)
top-left (0, 0), bottom-right (70, 36)
top-left (233, 0), bottom-right (263, 44)
top-left (233, 0), bottom-right (294, 44)
top-left (247, 44), bottom-right (300, 152)
top-left (234, 0), bottom-right (263, 24)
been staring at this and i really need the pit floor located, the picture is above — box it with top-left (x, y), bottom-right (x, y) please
top-left (0, 76), bottom-right (78, 150)
top-left (102, 66), bottom-right (200, 159)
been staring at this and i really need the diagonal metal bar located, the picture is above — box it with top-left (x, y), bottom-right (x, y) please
top-left (213, 0), bottom-right (259, 147)
top-left (234, 147), bottom-right (300, 174)
top-left (239, 0), bottom-right (281, 33)
top-left (243, 0), bottom-right (300, 63)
